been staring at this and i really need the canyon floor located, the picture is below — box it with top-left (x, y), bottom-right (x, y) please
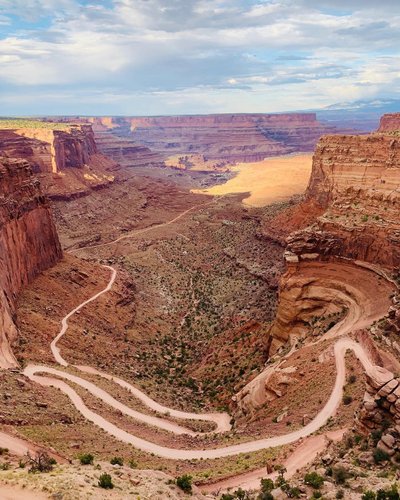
top-left (1, 152), bottom-right (398, 499)
top-left (193, 154), bottom-right (313, 207)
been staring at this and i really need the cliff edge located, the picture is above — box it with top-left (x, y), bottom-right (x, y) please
top-left (0, 157), bottom-right (61, 368)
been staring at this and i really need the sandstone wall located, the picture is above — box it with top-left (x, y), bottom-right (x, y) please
top-left (86, 113), bottom-right (344, 164)
top-left (0, 125), bottom-right (97, 174)
top-left (378, 112), bottom-right (400, 132)
top-left (0, 157), bottom-right (62, 368)
top-left (284, 133), bottom-right (400, 268)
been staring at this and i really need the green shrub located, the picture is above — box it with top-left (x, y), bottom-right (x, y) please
top-left (98, 473), bottom-right (113, 489)
top-left (362, 491), bottom-right (376, 500)
top-left (176, 474), bottom-right (192, 494)
top-left (373, 447), bottom-right (390, 464)
top-left (79, 453), bottom-right (94, 465)
top-left (312, 492), bottom-right (322, 499)
top-left (304, 471), bottom-right (324, 489)
top-left (261, 478), bottom-right (274, 492)
top-left (110, 456), bottom-right (123, 466)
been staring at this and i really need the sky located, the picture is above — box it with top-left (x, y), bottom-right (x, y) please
top-left (0, 0), bottom-right (399, 116)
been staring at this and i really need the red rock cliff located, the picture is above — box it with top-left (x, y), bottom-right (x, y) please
top-left (285, 133), bottom-right (400, 268)
top-left (266, 122), bottom-right (400, 355)
top-left (378, 113), bottom-right (400, 132)
top-left (85, 113), bottom-right (345, 164)
top-left (0, 157), bottom-right (61, 368)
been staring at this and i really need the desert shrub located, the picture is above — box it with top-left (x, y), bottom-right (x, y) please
top-left (98, 473), bottom-right (113, 489)
top-left (26, 452), bottom-right (56, 473)
top-left (79, 453), bottom-right (94, 465)
top-left (336, 489), bottom-right (345, 499)
top-left (373, 447), bottom-right (390, 464)
top-left (288, 486), bottom-right (301, 498)
top-left (260, 478), bottom-right (274, 492)
top-left (342, 394), bottom-right (353, 405)
top-left (176, 474), bottom-right (192, 494)
top-left (304, 471), bottom-right (324, 489)
top-left (110, 456), bottom-right (123, 466)
top-left (258, 492), bottom-right (274, 500)
top-left (333, 466), bottom-right (350, 485)
top-left (0, 462), bottom-right (10, 470)
top-left (0, 447), bottom-right (9, 455)
top-left (129, 459), bottom-right (138, 468)
top-left (348, 374), bottom-right (357, 384)
top-left (312, 492), bottom-right (322, 499)
top-left (362, 492), bottom-right (376, 500)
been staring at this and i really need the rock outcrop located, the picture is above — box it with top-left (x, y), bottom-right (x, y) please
top-left (378, 112), bottom-right (400, 132)
top-left (0, 124), bottom-right (117, 199)
top-left (283, 133), bottom-right (400, 268)
top-left (0, 157), bottom-right (61, 368)
top-left (86, 113), bottom-right (345, 165)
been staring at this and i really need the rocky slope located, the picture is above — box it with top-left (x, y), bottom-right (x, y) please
top-left (87, 113), bottom-right (345, 165)
top-left (0, 123), bottom-right (117, 199)
top-left (0, 157), bottom-right (61, 368)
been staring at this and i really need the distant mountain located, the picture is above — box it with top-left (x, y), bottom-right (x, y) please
top-left (316, 98), bottom-right (400, 132)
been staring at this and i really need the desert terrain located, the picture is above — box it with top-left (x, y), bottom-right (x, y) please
top-left (193, 154), bottom-right (313, 207)
top-left (0, 113), bottom-right (399, 500)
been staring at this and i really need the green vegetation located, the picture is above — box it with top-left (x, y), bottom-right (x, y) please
top-left (362, 484), bottom-right (400, 500)
top-left (176, 474), bottom-right (193, 494)
top-left (304, 471), bottom-right (324, 489)
top-left (373, 447), bottom-right (390, 464)
top-left (79, 453), bottom-right (94, 465)
top-left (0, 118), bottom-right (73, 130)
top-left (110, 456), bottom-right (124, 466)
top-left (98, 472), bottom-right (114, 489)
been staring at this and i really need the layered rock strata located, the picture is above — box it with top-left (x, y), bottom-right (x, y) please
top-left (378, 112), bottom-right (400, 133)
top-left (0, 157), bottom-right (61, 368)
top-left (0, 124), bottom-right (116, 199)
top-left (87, 113), bottom-right (343, 164)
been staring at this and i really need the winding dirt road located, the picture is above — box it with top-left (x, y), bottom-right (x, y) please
top-left (2, 204), bottom-right (395, 474)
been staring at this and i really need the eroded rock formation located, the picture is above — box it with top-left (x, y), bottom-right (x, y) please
top-left (0, 157), bottom-right (61, 368)
top-left (378, 112), bottom-right (400, 132)
top-left (0, 124), bottom-right (117, 199)
top-left (87, 113), bottom-right (344, 164)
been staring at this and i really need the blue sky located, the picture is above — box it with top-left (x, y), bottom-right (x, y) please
top-left (0, 0), bottom-right (399, 115)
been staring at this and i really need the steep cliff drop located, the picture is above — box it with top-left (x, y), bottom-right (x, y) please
top-left (0, 157), bottom-right (62, 368)
top-left (0, 121), bottom-right (117, 200)
top-left (235, 114), bottom-right (400, 413)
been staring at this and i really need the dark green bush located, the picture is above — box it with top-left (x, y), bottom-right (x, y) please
top-left (176, 474), bottom-right (192, 494)
top-left (79, 453), bottom-right (94, 465)
top-left (110, 456), bottom-right (123, 466)
top-left (98, 473), bottom-right (113, 489)
top-left (373, 447), bottom-right (390, 464)
top-left (304, 471), bottom-right (324, 489)
top-left (362, 492), bottom-right (376, 500)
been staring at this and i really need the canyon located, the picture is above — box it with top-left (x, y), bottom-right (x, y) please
top-left (0, 112), bottom-right (399, 499)
top-left (88, 113), bottom-right (347, 168)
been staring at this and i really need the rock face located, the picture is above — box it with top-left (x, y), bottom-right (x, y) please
top-left (266, 121), bottom-right (400, 352)
top-left (0, 124), bottom-right (116, 199)
top-left (0, 157), bottom-right (61, 368)
top-left (284, 133), bottom-right (400, 268)
top-left (92, 129), bottom-right (165, 168)
top-left (378, 112), bottom-right (400, 132)
top-left (88, 113), bottom-right (343, 164)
